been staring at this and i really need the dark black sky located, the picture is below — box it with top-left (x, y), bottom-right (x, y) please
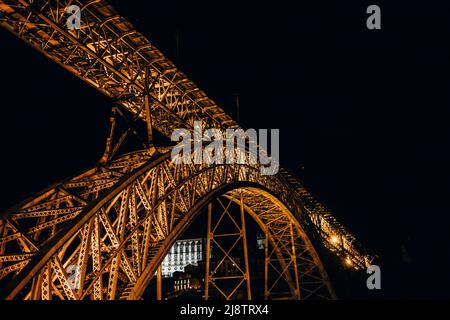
top-left (1, 0), bottom-right (449, 298)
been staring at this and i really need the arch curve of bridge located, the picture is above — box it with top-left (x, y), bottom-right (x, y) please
top-left (130, 184), bottom-right (336, 300)
top-left (0, 147), bottom-right (335, 300)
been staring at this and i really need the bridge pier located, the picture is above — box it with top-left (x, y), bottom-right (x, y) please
top-left (204, 197), bottom-right (252, 300)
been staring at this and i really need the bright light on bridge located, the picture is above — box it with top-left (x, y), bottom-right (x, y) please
top-left (345, 257), bottom-right (353, 267)
top-left (330, 235), bottom-right (339, 245)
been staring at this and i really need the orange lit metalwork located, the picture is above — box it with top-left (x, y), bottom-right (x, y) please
top-left (0, 0), bottom-right (372, 300)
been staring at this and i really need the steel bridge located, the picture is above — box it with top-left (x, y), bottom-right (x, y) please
top-left (0, 0), bottom-right (372, 300)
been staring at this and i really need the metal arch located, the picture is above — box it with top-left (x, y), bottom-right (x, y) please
top-left (224, 189), bottom-right (337, 300)
top-left (108, 186), bottom-right (336, 301)
top-left (1, 145), bottom-right (333, 300)
top-left (125, 187), bottom-right (336, 300)
top-left (127, 183), bottom-right (256, 300)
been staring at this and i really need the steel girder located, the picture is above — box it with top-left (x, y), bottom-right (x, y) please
top-left (0, 0), bottom-right (237, 136)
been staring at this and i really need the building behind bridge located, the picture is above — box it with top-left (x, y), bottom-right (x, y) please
top-left (161, 238), bottom-right (204, 278)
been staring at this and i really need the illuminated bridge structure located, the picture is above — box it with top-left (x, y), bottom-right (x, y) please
top-left (0, 0), bottom-right (372, 300)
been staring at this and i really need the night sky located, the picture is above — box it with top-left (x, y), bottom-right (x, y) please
top-left (1, 0), bottom-right (449, 298)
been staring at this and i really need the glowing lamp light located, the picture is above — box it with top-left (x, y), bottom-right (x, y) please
top-left (345, 257), bottom-right (353, 266)
top-left (330, 235), bottom-right (339, 244)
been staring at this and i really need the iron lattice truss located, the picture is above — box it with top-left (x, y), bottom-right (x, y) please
top-left (0, 0), bottom-right (373, 300)
top-left (0, 0), bottom-right (238, 136)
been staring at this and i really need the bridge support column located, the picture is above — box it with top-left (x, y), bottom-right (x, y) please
top-left (156, 265), bottom-right (162, 300)
top-left (239, 194), bottom-right (252, 300)
top-left (144, 65), bottom-right (156, 155)
top-left (290, 223), bottom-right (301, 300)
top-left (264, 227), bottom-right (269, 300)
top-left (100, 107), bottom-right (117, 164)
top-left (204, 197), bottom-right (252, 300)
top-left (204, 203), bottom-right (212, 300)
